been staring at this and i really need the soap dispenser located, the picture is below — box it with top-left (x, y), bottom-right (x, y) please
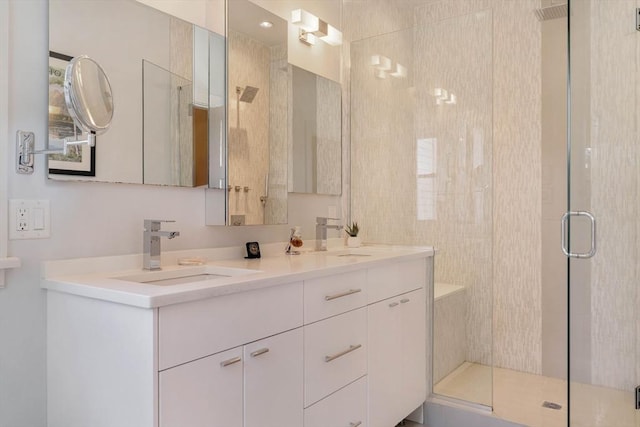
top-left (285, 226), bottom-right (303, 255)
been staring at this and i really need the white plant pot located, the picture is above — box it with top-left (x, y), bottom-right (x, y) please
top-left (347, 236), bottom-right (361, 248)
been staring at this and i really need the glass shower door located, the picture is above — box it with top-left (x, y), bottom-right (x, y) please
top-left (567, 1), bottom-right (639, 426)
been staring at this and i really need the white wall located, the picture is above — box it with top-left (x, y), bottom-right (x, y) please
top-left (1, 1), bottom-right (343, 425)
top-left (0, 0), bottom-right (9, 287)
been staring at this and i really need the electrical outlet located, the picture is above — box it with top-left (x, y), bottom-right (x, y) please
top-left (16, 208), bottom-right (28, 231)
top-left (9, 199), bottom-right (50, 240)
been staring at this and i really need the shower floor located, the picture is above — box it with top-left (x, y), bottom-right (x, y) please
top-left (434, 362), bottom-right (639, 427)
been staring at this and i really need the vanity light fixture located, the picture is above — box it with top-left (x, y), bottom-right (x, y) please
top-left (374, 69), bottom-right (387, 79)
top-left (291, 9), bottom-right (342, 46)
top-left (371, 55), bottom-right (391, 71)
top-left (434, 88), bottom-right (457, 105)
top-left (299, 30), bottom-right (318, 45)
top-left (371, 55), bottom-right (407, 79)
top-left (390, 64), bottom-right (408, 79)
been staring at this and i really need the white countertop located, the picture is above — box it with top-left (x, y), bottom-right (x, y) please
top-left (42, 244), bottom-right (434, 308)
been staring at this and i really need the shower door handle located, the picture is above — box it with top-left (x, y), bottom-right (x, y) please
top-left (561, 211), bottom-right (596, 259)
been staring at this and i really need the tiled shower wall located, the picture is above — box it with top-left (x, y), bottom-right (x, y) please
top-left (266, 44), bottom-right (289, 225)
top-left (349, 0), bottom-right (543, 375)
top-left (489, 0), bottom-right (542, 375)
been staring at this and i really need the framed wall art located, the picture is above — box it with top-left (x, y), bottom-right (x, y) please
top-left (48, 50), bottom-right (96, 176)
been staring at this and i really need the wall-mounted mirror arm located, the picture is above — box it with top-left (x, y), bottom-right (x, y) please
top-left (17, 55), bottom-right (112, 174)
top-left (39, 131), bottom-right (96, 155)
top-left (16, 129), bottom-right (97, 174)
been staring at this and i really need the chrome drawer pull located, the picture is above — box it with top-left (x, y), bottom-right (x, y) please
top-left (250, 348), bottom-right (270, 358)
top-left (220, 356), bottom-right (242, 367)
top-left (400, 298), bottom-right (410, 304)
top-left (389, 302), bottom-right (399, 308)
top-left (325, 288), bottom-right (362, 301)
top-left (325, 344), bottom-right (362, 363)
top-left (350, 422), bottom-right (362, 427)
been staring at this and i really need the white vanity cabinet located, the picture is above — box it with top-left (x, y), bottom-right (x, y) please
top-left (304, 307), bottom-right (368, 407)
top-left (44, 248), bottom-right (433, 427)
top-left (159, 346), bottom-right (243, 427)
top-left (304, 376), bottom-right (368, 427)
top-left (367, 258), bottom-right (428, 427)
top-left (158, 281), bottom-right (304, 427)
top-left (158, 281), bottom-right (303, 370)
top-left (159, 328), bottom-right (303, 427)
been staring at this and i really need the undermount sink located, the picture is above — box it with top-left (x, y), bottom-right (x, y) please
top-left (113, 265), bottom-right (260, 286)
top-left (331, 252), bottom-right (372, 257)
top-left (324, 248), bottom-right (386, 257)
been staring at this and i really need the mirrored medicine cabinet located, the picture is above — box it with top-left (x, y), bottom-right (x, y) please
top-left (48, 0), bottom-right (342, 226)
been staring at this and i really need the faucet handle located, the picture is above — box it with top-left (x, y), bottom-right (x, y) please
top-left (144, 219), bottom-right (176, 231)
top-left (316, 217), bottom-right (341, 224)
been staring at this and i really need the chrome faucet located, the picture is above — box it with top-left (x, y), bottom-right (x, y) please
top-left (143, 219), bottom-right (180, 270)
top-left (315, 217), bottom-right (342, 251)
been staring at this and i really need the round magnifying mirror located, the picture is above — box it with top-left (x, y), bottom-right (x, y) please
top-left (64, 55), bottom-right (114, 135)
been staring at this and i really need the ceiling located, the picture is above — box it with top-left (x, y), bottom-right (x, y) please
top-left (228, 0), bottom-right (288, 47)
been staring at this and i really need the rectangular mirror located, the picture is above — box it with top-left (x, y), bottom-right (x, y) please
top-left (48, 0), bottom-right (224, 189)
top-left (227, 0), bottom-right (288, 225)
top-left (289, 65), bottom-right (342, 195)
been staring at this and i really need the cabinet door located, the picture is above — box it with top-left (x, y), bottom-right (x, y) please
top-left (368, 288), bottom-right (427, 427)
top-left (399, 288), bottom-right (427, 418)
top-left (159, 347), bottom-right (243, 427)
top-left (244, 328), bottom-right (303, 427)
top-left (367, 297), bottom-right (403, 427)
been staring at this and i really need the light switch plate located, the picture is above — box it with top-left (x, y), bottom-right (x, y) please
top-left (9, 199), bottom-right (51, 240)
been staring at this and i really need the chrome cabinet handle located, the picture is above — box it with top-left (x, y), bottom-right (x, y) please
top-left (325, 344), bottom-right (362, 362)
top-left (250, 348), bottom-right (270, 358)
top-left (220, 356), bottom-right (242, 367)
top-left (561, 211), bottom-right (596, 259)
top-left (325, 288), bottom-right (362, 301)
top-left (389, 302), bottom-right (399, 308)
top-left (350, 422), bottom-right (362, 427)
top-left (400, 298), bottom-right (410, 304)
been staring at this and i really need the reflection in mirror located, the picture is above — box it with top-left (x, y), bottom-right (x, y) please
top-left (228, 0), bottom-right (288, 225)
top-left (48, 0), bottom-right (224, 186)
top-left (142, 60), bottom-right (208, 186)
top-left (289, 65), bottom-right (342, 195)
top-left (17, 54), bottom-right (115, 176)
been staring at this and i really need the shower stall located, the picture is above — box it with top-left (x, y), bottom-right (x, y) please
top-left (349, 1), bottom-right (640, 426)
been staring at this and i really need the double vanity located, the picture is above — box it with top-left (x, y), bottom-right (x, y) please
top-left (43, 244), bottom-right (434, 427)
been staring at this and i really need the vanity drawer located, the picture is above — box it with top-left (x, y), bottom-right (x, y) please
top-left (304, 270), bottom-right (367, 324)
top-left (158, 282), bottom-right (303, 370)
top-left (304, 376), bottom-right (368, 427)
top-left (367, 258), bottom-right (426, 304)
top-left (304, 307), bottom-right (367, 407)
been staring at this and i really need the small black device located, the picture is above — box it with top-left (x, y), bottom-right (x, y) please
top-left (245, 241), bottom-right (261, 259)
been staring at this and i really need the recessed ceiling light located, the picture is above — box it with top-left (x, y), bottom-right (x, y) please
top-left (259, 21), bottom-right (273, 29)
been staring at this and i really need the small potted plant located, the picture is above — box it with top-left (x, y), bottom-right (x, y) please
top-left (344, 222), bottom-right (360, 248)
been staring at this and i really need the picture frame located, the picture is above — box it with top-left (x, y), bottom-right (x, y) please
top-left (48, 50), bottom-right (96, 176)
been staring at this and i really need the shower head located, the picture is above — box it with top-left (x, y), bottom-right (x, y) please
top-left (236, 86), bottom-right (260, 103)
top-left (534, 3), bottom-right (568, 21)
